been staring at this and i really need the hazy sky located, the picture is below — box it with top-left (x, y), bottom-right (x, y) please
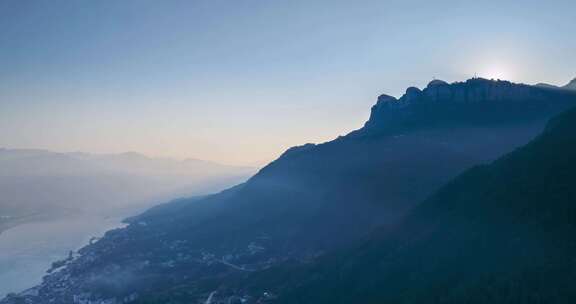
top-left (1, 0), bottom-right (575, 165)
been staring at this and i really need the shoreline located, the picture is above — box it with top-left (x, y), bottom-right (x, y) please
top-left (0, 214), bottom-right (47, 236)
top-left (0, 212), bottom-right (128, 299)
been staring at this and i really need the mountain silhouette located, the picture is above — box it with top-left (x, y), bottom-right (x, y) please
top-left (535, 77), bottom-right (576, 91)
top-left (4, 78), bottom-right (576, 304)
top-left (564, 78), bottom-right (576, 90)
top-left (273, 105), bottom-right (576, 304)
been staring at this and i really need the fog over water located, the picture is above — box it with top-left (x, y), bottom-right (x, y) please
top-left (0, 148), bottom-right (255, 297)
top-left (0, 213), bottom-right (127, 298)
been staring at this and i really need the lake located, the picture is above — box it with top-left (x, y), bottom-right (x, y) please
top-left (0, 214), bottom-right (127, 298)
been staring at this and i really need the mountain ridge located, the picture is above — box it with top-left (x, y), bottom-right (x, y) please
top-left (0, 148), bottom-right (254, 230)
top-left (0, 148), bottom-right (251, 170)
top-left (272, 106), bottom-right (576, 304)
top-left (564, 78), bottom-right (576, 90)
top-left (275, 77), bottom-right (576, 160)
top-left (534, 77), bottom-right (576, 91)
top-left (5, 78), bottom-right (576, 304)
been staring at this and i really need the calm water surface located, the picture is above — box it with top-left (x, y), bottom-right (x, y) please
top-left (0, 214), bottom-right (127, 297)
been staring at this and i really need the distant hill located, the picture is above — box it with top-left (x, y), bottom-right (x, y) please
top-left (534, 82), bottom-right (560, 89)
top-left (0, 149), bottom-right (253, 225)
top-left (274, 105), bottom-right (576, 304)
top-left (564, 78), bottom-right (576, 90)
top-left (5, 78), bottom-right (576, 304)
top-left (535, 77), bottom-right (576, 91)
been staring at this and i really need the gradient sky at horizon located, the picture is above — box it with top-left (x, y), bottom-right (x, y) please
top-left (1, 0), bottom-right (575, 165)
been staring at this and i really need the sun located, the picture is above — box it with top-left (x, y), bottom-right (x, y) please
top-left (478, 64), bottom-right (513, 81)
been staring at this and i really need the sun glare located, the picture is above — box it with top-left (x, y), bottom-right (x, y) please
top-left (478, 64), bottom-right (513, 81)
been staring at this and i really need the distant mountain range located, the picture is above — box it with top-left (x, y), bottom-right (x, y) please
top-left (4, 78), bottom-right (576, 304)
top-left (0, 149), bottom-right (253, 232)
top-left (535, 78), bottom-right (576, 91)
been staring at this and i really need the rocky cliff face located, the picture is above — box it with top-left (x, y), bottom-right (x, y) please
top-left (362, 78), bottom-right (576, 135)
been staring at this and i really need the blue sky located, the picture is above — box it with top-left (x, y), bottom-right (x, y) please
top-left (1, 0), bottom-right (575, 165)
